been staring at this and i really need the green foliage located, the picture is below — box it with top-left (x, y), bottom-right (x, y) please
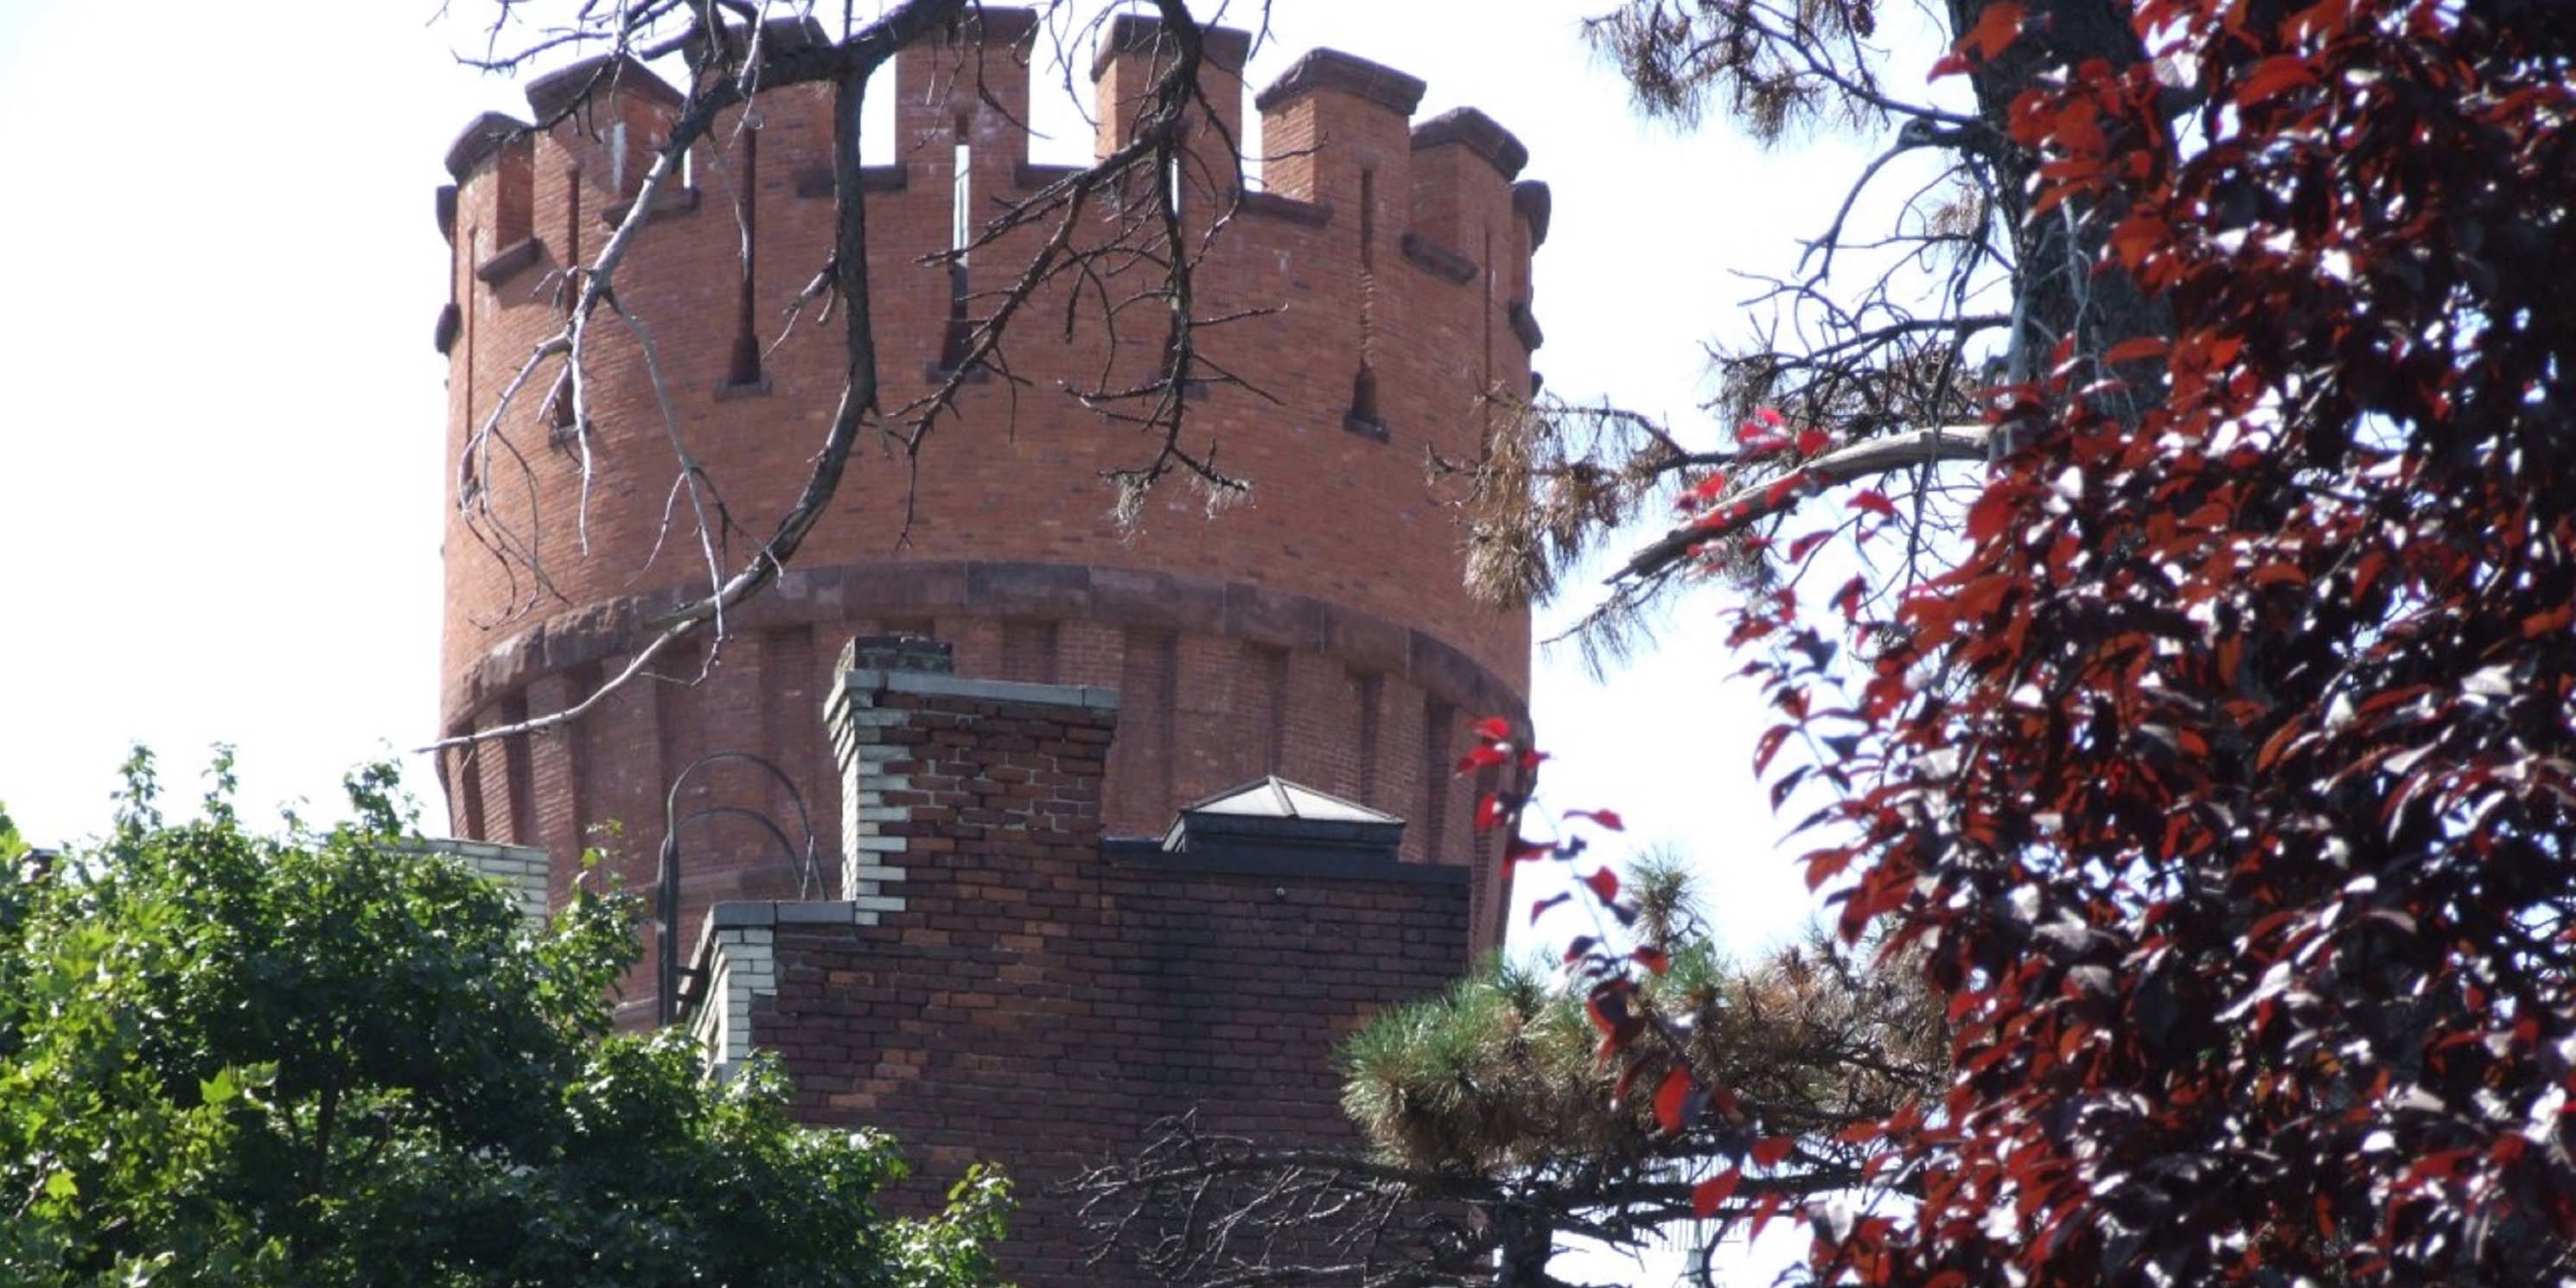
top-left (1349, 860), bottom-right (1936, 1179)
top-left (1339, 860), bottom-right (1942, 1177)
top-left (1341, 954), bottom-right (1615, 1173)
top-left (0, 750), bottom-right (1012, 1288)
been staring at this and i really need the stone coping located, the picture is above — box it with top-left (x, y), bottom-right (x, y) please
top-left (1410, 107), bottom-right (1528, 180)
top-left (1091, 14), bottom-right (1253, 80)
top-left (834, 667), bottom-right (1119, 713)
top-left (1253, 48), bottom-right (1425, 115)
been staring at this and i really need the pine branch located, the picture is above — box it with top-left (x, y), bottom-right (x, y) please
top-left (1609, 424), bottom-right (1990, 588)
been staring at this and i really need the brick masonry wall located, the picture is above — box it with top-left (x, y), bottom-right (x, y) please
top-left (436, 15), bottom-right (1540, 1005)
top-left (749, 862), bottom-right (1470, 1288)
top-left (730, 659), bottom-right (1472, 1287)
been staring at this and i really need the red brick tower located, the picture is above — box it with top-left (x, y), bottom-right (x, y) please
top-left (434, 13), bottom-right (1545, 1016)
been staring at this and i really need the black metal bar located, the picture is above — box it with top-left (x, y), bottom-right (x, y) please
top-left (655, 750), bottom-right (823, 1029)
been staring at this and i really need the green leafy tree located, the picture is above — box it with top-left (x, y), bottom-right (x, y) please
top-left (0, 750), bottom-right (1010, 1288)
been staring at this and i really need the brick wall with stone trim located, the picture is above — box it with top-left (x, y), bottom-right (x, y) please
top-left (686, 915), bottom-right (775, 1075)
top-left (399, 838), bottom-right (551, 928)
top-left (684, 901), bottom-right (882, 1074)
top-left (824, 636), bottom-right (1119, 910)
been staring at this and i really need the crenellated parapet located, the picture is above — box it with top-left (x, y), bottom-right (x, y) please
top-left (433, 10), bottom-right (1546, 975)
top-left (438, 16), bottom-right (1546, 399)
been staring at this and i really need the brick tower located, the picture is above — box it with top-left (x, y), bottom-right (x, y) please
top-left (436, 12), bottom-right (1544, 985)
top-left (434, 15), bottom-right (1544, 1281)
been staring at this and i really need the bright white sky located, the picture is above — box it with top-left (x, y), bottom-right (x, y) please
top-left (0, 3), bottom-right (1945, 1278)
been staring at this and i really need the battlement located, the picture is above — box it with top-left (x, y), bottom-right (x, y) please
top-left (437, 13), bottom-right (1548, 384)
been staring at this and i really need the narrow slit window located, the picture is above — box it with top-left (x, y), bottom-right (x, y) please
top-left (494, 137), bottom-right (534, 248)
top-left (941, 121), bottom-right (974, 371)
top-left (950, 130), bottom-right (972, 256)
top-left (564, 167), bottom-right (583, 269)
top-left (1358, 169), bottom-right (1376, 270)
top-left (1421, 701), bottom-right (1455, 861)
top-left (1346, 169), bottom-right (1382, 434)
top-left (1353, 671), bottom-right (1383, 803)
top-left (552, 170), bottom-right (581, 428)
top-left (1480, 224), bottom-right (1495, 399)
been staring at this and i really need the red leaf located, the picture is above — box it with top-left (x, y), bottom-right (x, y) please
top-left (1833, 576), bottom-right (1868, 622)
top-left (1655, 1067), bottom-right (1694, 1133)
top-left (2235, 54), bottom-right (2318, 106)
top-left (1788, 531), bottom-right (1833, 563)
top-left (1564, 808), bottom-right (1625, 831)
top-left (1502, 836), bottom-right (1551, 870)
top-left (1753, 406), bottom-right (1783, 427)
top-left (1750, 1136), bottom-right (1796, 1168)
top-left (1959, 2), bottom-right (2025, 59)
top-left (1528, 892), bottom-right (1572, 924)
top-left (2523, 604), bottom-right (2573, 638)
top-left (1966, 488), bottom-right (2017, 542)
top-left (1928, 51), bottom-right (1970, 80)
top-left (1584, 980), bottom-right (1640, 1046)
top-left (1692, 1169), bottom-right (1744, 1219)
top-left (1584, 866), bottom-right (1621, 903)
top-left (1454, 744), bottom-right (1508, 775)
top-left (1852, 488), bottom-right (1899, 520)
top-left (1632, 945), bottom-right (1673, 975)
top-left (2104, 335), bottom-right (2169, 366)
top-left (1795, 427), bottom-right (1832, 456)
top-left (1754, 724), bottom-right (1794, 775)
top-left (2107, 216), bottom-right (2168, 271)
top-left (1473, 716), bottom-right (1513, 741)
top-left (1747, 1191), bottom-right (1788, 1238)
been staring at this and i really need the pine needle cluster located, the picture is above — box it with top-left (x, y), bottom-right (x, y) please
top-left (1337, 858), bottom-right (1944, 1176)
